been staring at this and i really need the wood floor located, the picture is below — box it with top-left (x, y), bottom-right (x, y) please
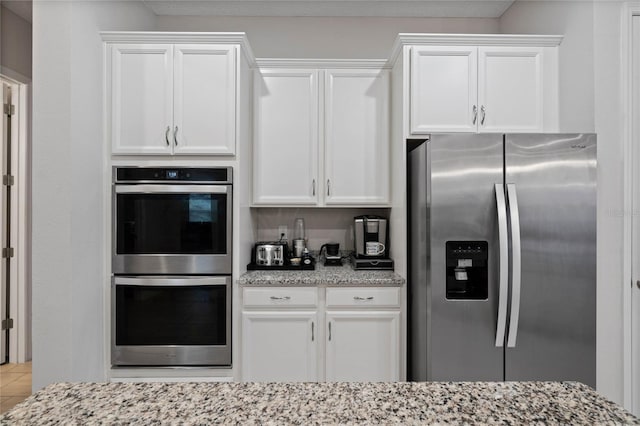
top-left (0, 362), bottom-right (32, 414)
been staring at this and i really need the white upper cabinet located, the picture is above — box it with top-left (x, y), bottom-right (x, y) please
top-left (410, 46), bottom-right (478, 133)
top-left (324, 69), bottom-right (390, 205)
top-left (253, 64), bottom-right (390, 207)
top-left (107, 37), bottom-right (241, 156)
top-left (478, 46), bottom-right (543, 133)
top-left (408, 37), bottom-right (559, 134)
top-left (253, 69), bottom-right (319, 205)
top-left (173, 44), bottom-right (236, 154)
top-left (111, 44), bottom-right (174, 155)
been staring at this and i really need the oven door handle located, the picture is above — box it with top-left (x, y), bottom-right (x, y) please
top-left (115, 185), bottom-right (229, 194)
top-left (113, 276), bottom-right (231, 286)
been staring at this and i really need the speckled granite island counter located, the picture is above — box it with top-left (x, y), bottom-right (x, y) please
top-left (2, 381), bottom-right (638, 424)
top-left (238, 260), bottom-right (405, 286)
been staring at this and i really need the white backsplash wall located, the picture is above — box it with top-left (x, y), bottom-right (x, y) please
top-left (255, 208), bottom-right (390, 252)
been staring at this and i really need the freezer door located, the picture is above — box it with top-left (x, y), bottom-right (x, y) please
top-left (504, 134), bottom-right (596, 387)
top-left (427, 133), bottom-right (504, 381)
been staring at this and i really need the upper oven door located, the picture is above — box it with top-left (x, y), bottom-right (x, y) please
top-left (113, 184), bottom-right (232, 274)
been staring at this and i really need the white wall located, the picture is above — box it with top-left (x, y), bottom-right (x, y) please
top-left (499, 1), bottom-right (594, 132)
top-left (593, 0), bottom-right (627, 406)
top-left (155, 16), bottom-right (499, 58)
top-left (501, 0), bottom-right (625, 404)
top-left (32, 0), bottom-right (155, 391)
top-left (0, 4), bottom-right (32, 79)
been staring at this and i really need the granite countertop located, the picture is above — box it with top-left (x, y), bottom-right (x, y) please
top-left (2, 381), bottom-right (638, 425)
top-left (238, 257), bottom-right (405, 287)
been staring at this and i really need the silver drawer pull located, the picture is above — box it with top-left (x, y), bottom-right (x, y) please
top-left (353, 296), bottom-right (374, 301)
top-left (270, 296), bottom-right (291, 301)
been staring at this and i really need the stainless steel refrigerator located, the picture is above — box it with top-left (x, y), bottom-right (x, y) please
top-left (408, 133), bottom-right (596, 386)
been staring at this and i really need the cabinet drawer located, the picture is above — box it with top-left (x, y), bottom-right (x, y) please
top-left (326, 287), bottom-right (400, 308)
top-left (243, 287), bottom-right (318, 308)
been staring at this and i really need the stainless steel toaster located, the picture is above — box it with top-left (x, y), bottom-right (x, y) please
top-left (253, 242), bottom-right (289, 266)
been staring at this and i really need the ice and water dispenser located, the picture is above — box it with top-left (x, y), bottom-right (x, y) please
top-left (445, 241), bottom-right (488, 300)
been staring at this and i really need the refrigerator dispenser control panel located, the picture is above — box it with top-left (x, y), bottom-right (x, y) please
top-left (445, 241), bottom-right (488, 300)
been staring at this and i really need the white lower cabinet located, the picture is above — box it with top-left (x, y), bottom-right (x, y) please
top-left (325, 311), bottom-right (400, 382)
top-left (242, 311), bottom-right (318, 382)
top-left (241, 286), bottom-right (401, 382)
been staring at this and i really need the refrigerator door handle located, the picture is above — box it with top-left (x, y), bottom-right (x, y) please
top-left (495, 183), bottom-right (509, 347)
top-left (506, 183), bottom-right (522, 348)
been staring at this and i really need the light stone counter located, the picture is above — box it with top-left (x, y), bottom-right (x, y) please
top-left (1, 381), bottom-right (638, 425)
top-left (238, 258), bottom-right (405, 287)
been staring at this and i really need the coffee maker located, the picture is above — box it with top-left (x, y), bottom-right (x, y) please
top-left (320, 243), bottom-right (342, 266)
top-left (352, 215), bottom-right (394, 270)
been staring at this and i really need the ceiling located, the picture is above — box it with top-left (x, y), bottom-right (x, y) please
top-left (0, 0), bottom-right (517, 23)
top-left (142, 0), bottom-right (516, 18)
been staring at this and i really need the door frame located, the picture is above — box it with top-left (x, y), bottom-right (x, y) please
top-left (622, 1), bottom-right (640, 414)
top-left (0, 68), bottom-right (31, 364)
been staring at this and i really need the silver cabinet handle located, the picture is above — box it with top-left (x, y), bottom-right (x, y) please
top-left (494, 183), bottom-right (509, 347)
top-left (506, 183), bottom-right (522, 348)
top-left (480, 105), bottom-right (486, 126)
top-left (269, 296), bottom-right (291, 301)
top-left (327, 179), bottom-right (331, 196)
top-left (165, 126), bottom-right (170, 146)
top-left (312, 179), bottom-right (316, 196)
top-left (472, 105), bottom-right (478, 125)
top-left (174, 126), bottom-right (179, 146)
top-left (353, 296), bottom-right (374, 301)
top-left (328, 321), bottom-right (332, 341)
top-left (311, 322), bottom-right (314, 341)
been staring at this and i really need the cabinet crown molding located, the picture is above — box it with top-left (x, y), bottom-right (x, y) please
top-left (387, 33), bottom-right (564, 66)
top-left (255, 58), bottom-right (389, 69)
top-left (101, 31), bottom-right (256, 66)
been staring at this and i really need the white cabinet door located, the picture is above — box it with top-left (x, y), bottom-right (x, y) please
top-left (111, 44), bottom-right (173, 154)
top-left (173, 44), bottom-right (236, 155)
top-left (410, 46), bottom-right (478, 134)
top-left (324, 70), bottom-right (389, 205)
top-left (325, 311), bottom-right (399, 382)
top-left (253, 70), bottom-right (319, 205)
top-left (242, 311), bottom-right (318, 382)
top-left (478, 47), bottom-right (544, 133)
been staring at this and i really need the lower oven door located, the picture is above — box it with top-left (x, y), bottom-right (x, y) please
top-left (112, 276), bottom-right (231, 366)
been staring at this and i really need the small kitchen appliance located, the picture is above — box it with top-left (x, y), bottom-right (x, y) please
top-left (252, 241), bottom-right (290, 266)
top-left (352, 215), bottom-right (394, 270)
top-left (247, 241), bottom-right (315, 270)
top-left (354, 216), bottom-right (388, 258)
top-left (320, 243), bottom-right (342, 266)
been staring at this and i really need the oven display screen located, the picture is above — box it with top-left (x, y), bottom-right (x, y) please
top-left (166, 170), bottom-right (179, 179)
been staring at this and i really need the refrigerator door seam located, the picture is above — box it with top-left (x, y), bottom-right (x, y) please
top-left (506, 183), bottom-right (522, 348)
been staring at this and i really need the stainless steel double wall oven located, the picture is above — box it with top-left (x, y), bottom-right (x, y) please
top-left (112, 167), bottom-right (232, 366)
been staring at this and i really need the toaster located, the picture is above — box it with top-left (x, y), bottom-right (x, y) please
top-left (252, 242), bottom-right (290, 266)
